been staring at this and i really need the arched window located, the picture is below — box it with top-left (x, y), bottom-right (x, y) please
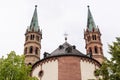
top-left (30, 35), bottom-right (32, 40)
top-left (32, 35), bottom-right (34, 40)
top-left (26, 36), bottom-right (29, 41)
top-left (39, 70), bottom-right (44, 78)
top-left (36, 36), bottom-right (39, 41)
top-left (35, 47), bottom-right (39, 54)
top-left (29, 46), bottom-right (33, 53)
top-left (98, 36), bottom-right (101, 41)
top-left (92, 35), bottom-right (96, 40)
top-left (94, 46), bottom-right (98, 53)
top-left (28, 63), bottom-right (32, 65)
top-left (24, 47), bottom-right (27, 54)
top-left (89, 47), bottom-right (92, 54)
top-left (30, 35), bottom-right (34, 40)
top-left (87, 36), bottom-right (91, 42)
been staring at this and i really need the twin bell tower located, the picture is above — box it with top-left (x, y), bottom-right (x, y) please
top-left (24, 5), bottom-right (42, 65)
top-left (24, 5), bottom-right (104, 65)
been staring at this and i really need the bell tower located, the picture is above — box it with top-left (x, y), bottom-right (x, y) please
top-left (84, 6), bottom-right (104, 64)
top-left (24, 5), bottom-right (42, 65)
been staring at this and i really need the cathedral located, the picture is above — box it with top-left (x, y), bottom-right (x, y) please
top-left (24, 5), bottom-right (104, 80)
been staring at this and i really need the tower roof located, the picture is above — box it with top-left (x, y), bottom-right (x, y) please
top-left (87, 6), bottom-right (96, 31)
top-left (28, 5), bottom-right (40, 32)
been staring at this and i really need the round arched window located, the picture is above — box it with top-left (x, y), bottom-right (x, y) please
top-left (94, 46), bottom-right (98, 53)
top-left (35, 47), bottom-right (39, 54)
top-left (29, 46), bottom-right (33, 53)
top-left (38, 70), bottom-right (44, 77)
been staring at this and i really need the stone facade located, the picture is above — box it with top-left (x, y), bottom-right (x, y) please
top-left (31, 56), bottom-right (100, 80)
top-left (24, 31), bottom-right (42, 65)
top-left (24, 6), bottom-right (42, 65)
top-left (84, 6), bottom-right (104, 64)
top-left (24, 6), bottom-right (104, 80)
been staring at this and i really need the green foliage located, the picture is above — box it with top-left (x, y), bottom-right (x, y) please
top-left (0, 51), bottom-right (38, 80)
top-left (97, 37), bottom-right (120, 80)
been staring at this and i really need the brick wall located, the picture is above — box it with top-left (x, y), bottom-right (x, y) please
top-left (58, 56), bottom-right (81, 80)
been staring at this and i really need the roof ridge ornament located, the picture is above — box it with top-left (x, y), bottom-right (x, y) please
top-left (64, 33), bottom-right (68, 42)
top-left (87, 5), bottom-right (89, 8)
top-left (35, 5), bottom-right (37, 7)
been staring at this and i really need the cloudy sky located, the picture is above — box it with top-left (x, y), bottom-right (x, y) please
top-left (0, 0), bottom-right (120, 58)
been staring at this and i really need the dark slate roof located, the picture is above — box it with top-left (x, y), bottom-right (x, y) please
top-left (32, 42), bottom-right (101, 68)
top-left (44, 42), bottom-right (87, 58)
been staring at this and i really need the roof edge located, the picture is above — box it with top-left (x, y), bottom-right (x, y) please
top-left (32, 54), bottom-right (101, 69)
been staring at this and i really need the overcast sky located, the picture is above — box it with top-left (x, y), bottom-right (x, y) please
top-left (0, 0), bottom-right (120, 59)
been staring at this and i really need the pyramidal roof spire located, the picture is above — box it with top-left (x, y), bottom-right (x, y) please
top-left (87, 5), bottom-right (96, 31)
top-left (28, 5), bottom-right (40, 32)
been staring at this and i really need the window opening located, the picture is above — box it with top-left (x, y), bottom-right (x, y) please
top-left (94, 46), bottom-right (98, 53)
top-left (92, 35), bottom-right (96, 40)
top-left (35, 47), bottom-right (39, 54)
top-left (24, 47), bottom-right (27, 54)
top-left (29, 46), bottom-right (33, 53)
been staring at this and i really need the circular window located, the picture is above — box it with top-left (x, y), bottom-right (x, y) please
top-left (39, 70), bottom-right (44, 77)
